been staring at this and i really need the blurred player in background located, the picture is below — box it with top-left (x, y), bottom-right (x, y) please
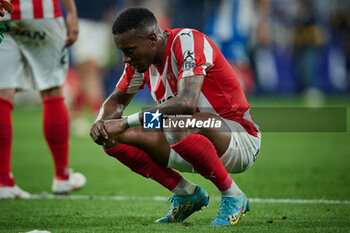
top-left (69, 0), bottom-right (117, 136)
top-left (0, 0), bottom-right (86, 199)
top-left (91, 8), bottom-right (261, 226)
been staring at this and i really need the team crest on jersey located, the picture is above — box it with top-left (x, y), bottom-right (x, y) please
top-left (183, 50), bottom-right (195, 71)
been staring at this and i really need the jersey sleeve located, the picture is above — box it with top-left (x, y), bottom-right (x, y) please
top-left (116, 64), bottom-right (145, 94)
top-left (171, 29), bottom-right (214, 80)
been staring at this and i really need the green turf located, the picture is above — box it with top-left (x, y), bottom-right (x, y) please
top-left (1, 200), bottom-right (349, 233)
top-left (1, 97), bottom-right (350, 232)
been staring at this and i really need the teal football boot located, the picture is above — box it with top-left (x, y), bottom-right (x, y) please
top-left (155, 185), bottom-right (209, 223)
top-left (210, 192), bottom-right (250, 226)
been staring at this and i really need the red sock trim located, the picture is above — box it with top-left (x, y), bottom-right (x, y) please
top-left (0, 98), bottom-right (13, 109)
top-left (170, 137), bottom-right (193, 150)
top-left (104, 145), bottom-right (122, 154)
top-left (0, 172), bottom-right (15, 186)
top-left (42, 96), bottom-right (65, 104)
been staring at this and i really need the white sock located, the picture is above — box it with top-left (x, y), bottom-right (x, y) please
top-left (172, 177), bottom-right (196, 195)
top-left (220, 181), bottom-right (242, 198)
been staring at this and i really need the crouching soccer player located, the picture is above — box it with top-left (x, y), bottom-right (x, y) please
top-left (90, 8), bottom-right (261, 226)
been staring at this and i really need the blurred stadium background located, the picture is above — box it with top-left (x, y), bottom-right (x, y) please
top-left (16, 0), bottom-right (350, 107)
top-left (4, 0), bottom-right (350, 232)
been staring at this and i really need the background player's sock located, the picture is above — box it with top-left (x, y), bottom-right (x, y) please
top-left (43, 96), bottom-right (69, 180)
top-left (0, 98), bottom-right (14, 186)
top-left (171, 177), bottom-right (196, 195)
top-left (90, 98), bottom-right (103, 116)
top-left (105, 144), bottom-right (182, 191)
top-left (220, 180), bottom-right (242, 198)
top-left (0, 172), bottom-right (15, 187)
top-left (171, 134), bottom-right (233, 191)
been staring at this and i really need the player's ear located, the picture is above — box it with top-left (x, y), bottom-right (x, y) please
top-left (148, 33), bottom-right (157, 46)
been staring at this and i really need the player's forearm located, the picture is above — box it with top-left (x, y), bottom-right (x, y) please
top-left (145, 75), bottom-right (202, 116)
top-left (95, 89), bottom-right (135, 122)
top-left (96, 98), bottom-right (125, 121)
top-left (59, 0), bottom-right (77, 14)
top-left (154, 94), bottom-right (197, 115)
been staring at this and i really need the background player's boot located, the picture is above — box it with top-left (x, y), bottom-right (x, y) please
top-left (210, 192), bottom-right (250, 226)
top-left (0, 185), bottom-right (30, 199)
top-left (155, 185), bottom-right (209, 223)
top-left (52, 169), bottom-right (86, 194)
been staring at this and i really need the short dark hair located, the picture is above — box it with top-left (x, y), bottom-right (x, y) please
top-left (112, 8), bottom-right (157, 35)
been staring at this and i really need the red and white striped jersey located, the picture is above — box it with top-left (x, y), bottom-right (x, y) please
top-left (2, 0), bottom-right (62, 21)
top-left (117, 28), bottom-right (260, 137)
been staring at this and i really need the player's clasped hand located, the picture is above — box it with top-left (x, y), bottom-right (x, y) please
top-left (104, 118), bottom-right (129, 136)
top-left (90, 120), bottom-right (109, 145)
top-left (90, 118), bottom-right (128, 146)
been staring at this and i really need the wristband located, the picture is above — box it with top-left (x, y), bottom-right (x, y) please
top-left (127, 112), bottom-right (141, 128)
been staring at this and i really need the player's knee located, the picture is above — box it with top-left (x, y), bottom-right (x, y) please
top-left (102, 137), bottom-right (122, 150)
top-left (163, 117), bottom-right (204, 144)
top-left (163, 120), bottom-right (188, 145)
top-left (40, 86), bottom-right (63, 98)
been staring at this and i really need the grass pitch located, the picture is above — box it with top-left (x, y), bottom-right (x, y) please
top-left (1, 97), bottom-right (350, 233)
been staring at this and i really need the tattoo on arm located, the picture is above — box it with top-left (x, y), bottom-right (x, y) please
top-left (146, 75), bottom-right (204, 116)
top-left (181, 76), bottom-right (203, 100)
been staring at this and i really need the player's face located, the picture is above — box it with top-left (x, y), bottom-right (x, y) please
top-left (114, 29), bottom-right (157, 73)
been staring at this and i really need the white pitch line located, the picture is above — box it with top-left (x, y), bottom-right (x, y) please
top-left (249, 198), bottom-right (350, 205)
top-left (28, 193), bottom-right (350, 205)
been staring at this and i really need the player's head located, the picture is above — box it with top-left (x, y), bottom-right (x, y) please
top-left (112, 7), bottom-right (164, 73)
top-left (112, 7), bottom-right (157, 35)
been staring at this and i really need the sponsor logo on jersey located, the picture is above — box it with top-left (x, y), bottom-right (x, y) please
top-left (180, 31), bottom-right (192, 37)
top-left (8, 28), bottom-right (46, 40)
top-left (183, 50), bottom-right (195, 71)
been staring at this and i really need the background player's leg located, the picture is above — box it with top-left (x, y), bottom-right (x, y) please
top-left (40, 87), bottom-right (70, 179)
top-left (0, 89), bottom-right (16, 186)
top-left (40, 86), bottom-right (86, 194)
top-left (0, 21), bottom-right (36, 198)
top-left (0, 88), bottom-right (30, 199)
top-left (78, 60), bottom-right (104, 117)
